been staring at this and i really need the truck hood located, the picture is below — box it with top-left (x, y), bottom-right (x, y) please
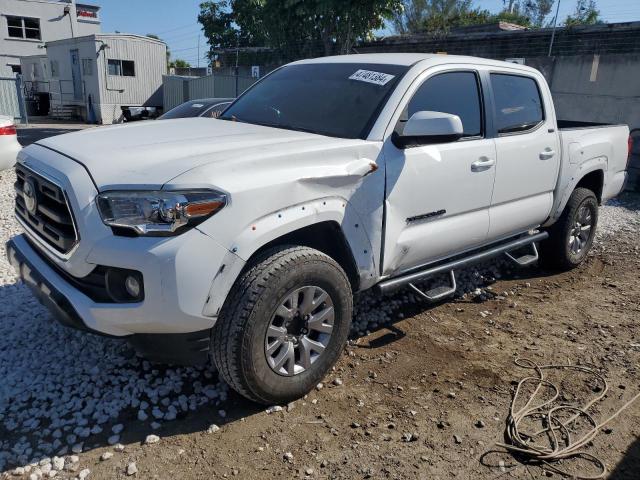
top-left (35, 118), bottom-right (354, 190)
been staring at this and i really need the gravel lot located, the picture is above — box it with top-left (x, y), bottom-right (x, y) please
top-left (0, 170), bottom-right (228, 477)
top-left (1, 166), bottom-right (639, 479)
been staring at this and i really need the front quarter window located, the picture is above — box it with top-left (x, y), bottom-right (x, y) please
top-left (220, 63), bottom-right (408, 139)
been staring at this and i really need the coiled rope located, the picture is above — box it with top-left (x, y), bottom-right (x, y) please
top-left (496, 358), bottom-right (640, 479)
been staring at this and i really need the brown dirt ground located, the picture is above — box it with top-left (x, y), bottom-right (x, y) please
top-left (46, 227), bottom-right (640, 480)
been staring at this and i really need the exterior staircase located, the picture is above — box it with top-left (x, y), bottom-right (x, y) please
top-left (49, 103), bottom-right (83, 121)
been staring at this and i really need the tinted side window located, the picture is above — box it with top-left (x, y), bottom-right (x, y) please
top-left (407, 72), bottom-right (482, 137)
top-left (491, 74), bottom-right (544, 134)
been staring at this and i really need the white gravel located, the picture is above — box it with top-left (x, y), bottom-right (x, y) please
top-left (596, 193), bottom-right (640, 239)
top-left (0, 167), bottom-right (638, 474)
top-left (0, 172), bottom-right (228, 473)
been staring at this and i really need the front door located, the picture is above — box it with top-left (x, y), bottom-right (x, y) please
top-left (70, 49), bottom-right (82, 101)
top-left (383, 69), bottom-right (497, 276)
top-left (488, 72), bottom-right (561, 239)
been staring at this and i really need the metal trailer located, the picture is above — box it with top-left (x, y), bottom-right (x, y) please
top-left (34, 34), bottom-right (166, 124)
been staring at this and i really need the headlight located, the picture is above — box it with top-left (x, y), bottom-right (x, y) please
top-left (96, 190), bottom-right (227, 236)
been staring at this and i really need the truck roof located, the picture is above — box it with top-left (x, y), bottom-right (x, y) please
top-left (293, 53), bottom-right (538, 73)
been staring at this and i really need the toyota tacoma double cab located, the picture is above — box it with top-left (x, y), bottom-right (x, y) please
top-left (7, 54), bottom-right (630, 405)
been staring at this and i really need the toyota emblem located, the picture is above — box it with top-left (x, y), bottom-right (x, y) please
top-left (23, 179), bottom-right (38, 215)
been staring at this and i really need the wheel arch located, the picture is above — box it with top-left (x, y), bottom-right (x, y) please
top-left (575, 169), bottom-right (604, 204)
top-left (545, 164), bottom-right (606, 227)
top-left (202, 199), bottom-right (378, 318)
top-left (249, 221), bottom-right (361, 292)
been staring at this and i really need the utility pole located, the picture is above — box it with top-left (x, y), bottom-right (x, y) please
top-left (197, 36), bottom-right (200, 68)
top-left (234, 37), bottom-right (240, 97)
top-left (548, 0), bottom-right (562, 57)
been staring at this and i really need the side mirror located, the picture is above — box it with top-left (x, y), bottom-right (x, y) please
top-left (392, 111), bottom-right (464, 149)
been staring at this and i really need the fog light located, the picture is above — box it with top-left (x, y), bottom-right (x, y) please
top-left (105, 268), bottom-right (144, 303)
top-left (125, 275), bottom-right (141, 298)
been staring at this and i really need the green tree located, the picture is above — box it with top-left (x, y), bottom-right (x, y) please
top-left (393, 0), bottom-right (429, 34)
top-left (170, 59), bottom-right (192, 68)
top-left (394, 0), bottom-right (490, 34)
top-left (501, 0), bottom-right (553, 27)
top-left (393, 0), bottom-right (554, 34)
top-left (198, 0), bottom-right (403, 60)
top-left (147, 33), bottom-right (172, 68)
top-left (565, 0), bottom-right (601, 26)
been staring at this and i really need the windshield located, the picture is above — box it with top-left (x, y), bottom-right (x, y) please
top-left (220, 63), bottom-right (408, 139)
top-left (160, 100), bottom-right (222, 119)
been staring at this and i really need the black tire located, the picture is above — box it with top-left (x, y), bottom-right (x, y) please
top-left (540, 187), bottom-right (598, 270)
top-left (211, 246), bottom-right (353, 405)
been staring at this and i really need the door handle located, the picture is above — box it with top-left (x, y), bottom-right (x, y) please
top-left (540, 149), bottom-right (556, 160)
top-left (471, 157), bottom-right (496, 171)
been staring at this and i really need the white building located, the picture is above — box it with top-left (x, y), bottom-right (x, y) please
top-left (0, 0), bottom-right (101, 77)
top-left (42, 34), bottom-right (167, 124)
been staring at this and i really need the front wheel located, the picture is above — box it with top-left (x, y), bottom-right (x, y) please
top-left (540, 187), bottom-right (599, 270)
top-left (211, 246), bottom-right (353, 405)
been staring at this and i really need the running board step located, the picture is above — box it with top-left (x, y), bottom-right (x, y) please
top-left (505, 242), bottom-right (539, 266)
top-left (376, 231), bottom-right (548, 296)
top-left (409, 270), bottom-right (457, 302)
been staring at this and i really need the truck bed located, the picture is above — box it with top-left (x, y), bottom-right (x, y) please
top-left (551, 122), bottom-right (630, 222)
top-left (558, 120), bottom-right (627, 130)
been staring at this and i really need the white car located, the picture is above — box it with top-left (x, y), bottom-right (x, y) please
top-left (7, 54), bottom-right (630, 405)
top-left (0, 115), bottom-right (20, 171)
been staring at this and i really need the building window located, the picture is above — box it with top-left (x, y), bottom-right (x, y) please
top-left (82, 59), bottom-right (93, 76)
top-left (50, 60), bottom-right (59, 78)
top-left (7, 16), bottom-right (41, 40)
top-left (10, 65), bottom-right (22, 74)
top-left (108, 59), bottom-right (135, 77)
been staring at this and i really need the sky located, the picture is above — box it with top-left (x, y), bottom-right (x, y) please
top-left (97, 0), bottom-right (640, 66)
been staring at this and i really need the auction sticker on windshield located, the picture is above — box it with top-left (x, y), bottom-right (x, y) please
top-left (349, 69), bottom-right (396, 86)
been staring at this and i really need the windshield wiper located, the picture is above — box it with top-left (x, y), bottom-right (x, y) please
top-left (219, 117), bottom-right (339, 138)
top-left (272, 124), bottom-right (322, 135)
top-left (219, 115), bottom-right (246, 123)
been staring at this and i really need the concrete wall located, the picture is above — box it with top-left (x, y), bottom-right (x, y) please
top-left (360, 22), bottom-right (640, 59)
top-left (0, 0), bottom-right (100, 76)
top-left (525, 54), bottom-right (640, 190)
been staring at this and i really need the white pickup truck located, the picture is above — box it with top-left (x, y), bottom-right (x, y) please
top-left (7, 54), bottom-right (630, 404)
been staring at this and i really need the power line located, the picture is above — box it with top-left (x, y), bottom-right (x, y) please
top-left (163, 30), bottom-right (205, 42)
top-left (155, 22), bottom-right (200, 36)
top-left (170, 45), bottom-right (203, 53)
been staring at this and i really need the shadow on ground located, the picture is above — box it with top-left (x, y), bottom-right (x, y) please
top-left (609, 438), bottom-right (640, 480)
top-left (0, 258), bottom-right (553, 471)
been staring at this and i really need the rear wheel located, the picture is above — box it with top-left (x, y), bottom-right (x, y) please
top-left (211, 246), bottom-right (353, 405)
top-left (541, 187), bottom-right (598, 270)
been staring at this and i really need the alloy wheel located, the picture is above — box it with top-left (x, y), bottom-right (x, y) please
top-left (265, 286), bottom-right (335, 376)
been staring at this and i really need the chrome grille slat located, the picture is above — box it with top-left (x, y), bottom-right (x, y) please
top-left (14, 165), bottom-right (79, 254)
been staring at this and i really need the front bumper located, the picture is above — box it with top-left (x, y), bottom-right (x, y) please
top-left (6, 231), bottom-right (242, 365)
top-left (7, 237), bottom-right (90, 333)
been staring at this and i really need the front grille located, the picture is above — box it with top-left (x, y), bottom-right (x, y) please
top-left (14, 164), bottom-right (79, 254)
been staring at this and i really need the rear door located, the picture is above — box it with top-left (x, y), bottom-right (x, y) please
top-left (488, 71), bottom-right (561, 239)
top-left (382, 68), bottom-right (497, 275)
